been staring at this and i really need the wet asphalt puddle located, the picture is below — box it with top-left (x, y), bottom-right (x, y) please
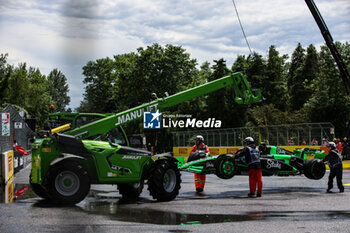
top-left (77, 199), bottom-right (350, 225)
top-left (1, 184), bottom-right (350, 225)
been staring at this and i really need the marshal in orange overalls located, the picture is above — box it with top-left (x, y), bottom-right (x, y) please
top-left (190, 143), bottom-right (210, 193)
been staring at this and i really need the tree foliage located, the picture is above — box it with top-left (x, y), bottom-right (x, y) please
top-left (78, 44), bottom-right (198, 114)
top-left (287, 43), bottom-right (306, 110)
top-left (0, 54), bottom-right (69, 129)
top-left (265, 45), bottom-right (288, 110)
top-left (206, 59), bottom-right (230, 123)
top-left (48, 69), bottom-right (71, 112)
top-left (304, 42), bottom-right (350, 136)
top-left (76, 42), bottom-right (350, 150)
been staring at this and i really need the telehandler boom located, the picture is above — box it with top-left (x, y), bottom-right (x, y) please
top-left (66, 72), bottom-right (261, 139)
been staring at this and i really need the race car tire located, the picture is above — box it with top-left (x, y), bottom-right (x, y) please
top-left (48, 161), bottom-right (90, 205)
top-left (30, 172), bottom-right (50, 199)
top-left (117, 180), bottom-right (144, 199)
top-left (215, 155), bottom-right (236, 179)
top-left (303, 158), bottom-right (326, 180)
top-left (148, 159), bottom-right (181, 202)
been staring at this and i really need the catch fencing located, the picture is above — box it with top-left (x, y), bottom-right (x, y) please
top-left (171, 122), bottom-right (335, 147)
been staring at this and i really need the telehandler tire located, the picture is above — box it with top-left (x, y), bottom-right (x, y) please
top-left (148, 160), bottom-right (181, 202)
top-left (48, 161), bottom-right (90, 205)
top-left (31, 184), bottom-right (51, 199)
top-left (117, 180), bottom-right (144, 199)
top-left (30, 172), bottom-right (50, 199)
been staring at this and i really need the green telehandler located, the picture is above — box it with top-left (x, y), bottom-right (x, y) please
top-left (30, 72), bottom-right (261, 204)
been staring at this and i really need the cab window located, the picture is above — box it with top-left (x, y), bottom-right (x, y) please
top-left (75, 115), bottom-right (104, 128)
top-left (91, 127), bottom-right (127, 146)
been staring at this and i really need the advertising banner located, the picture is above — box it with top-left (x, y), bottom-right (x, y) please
top-left (173, 146), bottom-right (326, 157)
top-left (1, 113), bottom-right (10, 136)
top-left (1, 151), bottom-right (14, 184)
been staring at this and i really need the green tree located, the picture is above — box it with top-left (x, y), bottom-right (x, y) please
top-left (341, 42), bottom-right (350, 66)
top-left (265, 45), bottom-right (288, 110)
top-left (80, 57), bottom-right (117, 113)
top-left (245, 52), bottom-right (266, 89)
top-left (7, 63), bottom-right (31, 107)
top-left (0, 54), bottom-right (11, 104)
top-left (48, 69), bottom-right (70, 112)
top-left (79, 43), bottom-right (198, 115)
top-left (26, 67), bottom-right (51, 128)
top-left (176, 61), bottom-right (210, 119)
top-left (134, 44), bottom-right (198, 151)
top-left (246, 104), bottom-right (307, 127)
top-left (302, 44), bottom-right (319, 104)
top-left (206, 59), bottom-right (230, 125)
top-left (133, 44), bottom-right (197, 105)
top-left (305, 42), bottom-right (350, 136)
top-left (2, 61), bottom-right (51, 129)
top-left (231, 55), bottom-right (247, 73)
top-left (198, 61), bottom-right (212, 81)
top-left (78, 43), bottom-right (199, 151)
top-left (287, 43), bottom-right (306, 110)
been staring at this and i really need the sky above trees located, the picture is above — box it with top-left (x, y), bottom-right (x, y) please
top-left (0, 0), bottom-right (349, 108)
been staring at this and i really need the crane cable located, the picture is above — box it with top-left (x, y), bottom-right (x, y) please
top-left (231, 0), bottom-right (253, 55)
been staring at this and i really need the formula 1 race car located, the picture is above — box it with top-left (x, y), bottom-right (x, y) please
top-left (261, 145), bottom-right (327, 160)
top-left (178, 150), bottom-right (326, 180)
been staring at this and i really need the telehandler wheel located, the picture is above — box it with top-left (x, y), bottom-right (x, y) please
top-left (303, 158), bottom-right (326, 180)
top-left (48, 161), bottom-right (90, 205)
top-left (148, 160), bottom-right (181, 202)
top-left (117, 180), bottom-right (144, 199)
top-left (30, 172), bottom-right (50, 199)
top-left (31, 184), bottom-right (50, 199)
top-left (215, 155), bottom-right (236, 179)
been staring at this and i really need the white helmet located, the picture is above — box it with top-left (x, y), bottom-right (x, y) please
top-left (244, 137), bottom-right (254, 144)
top-left (195, 135), bottom-right (204, 143)
top-left (327, 142), bottom-right (336, 149)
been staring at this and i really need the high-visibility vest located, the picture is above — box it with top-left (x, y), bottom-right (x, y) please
top-left (247, 146), bottom-right (260, 166)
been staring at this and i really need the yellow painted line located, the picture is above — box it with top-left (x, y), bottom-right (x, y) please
top-left (344, 184), bottom-right (350, 186)
top-left (325, 163), bottom-right (350, 170)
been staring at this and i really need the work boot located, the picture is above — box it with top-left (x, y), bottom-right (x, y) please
top-left (248, 193), bottom-right (255, 198)
top-left (256, 193), bottom-right (262, 197)
top-left (340, 189), bottom-right (344, 193)
top-left (196, 188), bottom-right (203, 193)
top-left (326, 189), bottom-right (332, 193)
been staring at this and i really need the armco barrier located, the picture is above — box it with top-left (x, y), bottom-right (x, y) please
top-left (0, 150), bottom-right (14, 185)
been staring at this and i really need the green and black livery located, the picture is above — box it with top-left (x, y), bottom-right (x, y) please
top-left (178, 150), bottom-right (326, 180)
